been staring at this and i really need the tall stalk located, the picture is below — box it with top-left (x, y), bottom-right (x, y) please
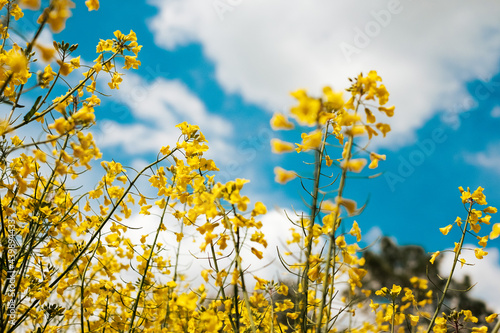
top-left (425, 202), bottom-right (473, 333)
top-left (299, 121), bottom-right (327, 332)
top-left (315, 95), bottom-right (361, 332)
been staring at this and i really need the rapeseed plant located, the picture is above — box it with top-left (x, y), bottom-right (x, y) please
top-left (0, 1), bottom-right (498, 333)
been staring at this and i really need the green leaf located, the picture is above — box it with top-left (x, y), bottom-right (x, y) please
top-left (24, 95), bottom-right (42, 122)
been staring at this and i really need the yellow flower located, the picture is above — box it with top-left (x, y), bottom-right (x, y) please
top-left (108, 72), bottom-right (123, 89)
top-left (9, 49), bottom-right (28, 74)
top-left (349, 221), bottom-right (361, 242)
top-left (177, 293), bottom-right (198, 311)
top-left (274, 167), bottom-right (296, 184)
top-left (270, 113), bottom-right (294, 130)
top-left (57, 60), bottom-right (73, 76)
top-left (251, 202), bottom-right (267, 216)
top-left (19, 0), bottom-right (40, 10)
top-left (341, 158), bottom-right (367, 173)
top-left (462, 310), bottom-right (479, 323)
top-left (368, 152), bottom-right (386, 169)
top-left (72, 105), bottom-right (95, 123)
top-left (439, 224), bottom-right (452, 235)
top-left (250, 231), bottom-right (267, 248)
top-left (36, 43), bottom-right (55, 62)
top-left (49, 118), bottom-right (71, 135)
top-left (277, 283), bottom-right (289, 296)
top-left (375, 287), bottom-right (388, 296)
top-left (251, 247), bottom-right (263, 259)
top-left (365, 125), bottom-right (378, 139)
top-left (390, 284), bottom-right (402, 296)
top-left (39, 0), bottom-right (75, 33)
top-left (96, 39), bottom-right (114, 53)
top-left (335, 235), bottom-right (346, 248)
top-left (369, 299), bottom-right (379, 311)
top-left (490, 223), bottom-right (500, 240)
top-left (271, 138), bottom-right (295, 154)
top-left (40, 64), bottom-right (56, 88)
top-left (0, 120), bottom-right (10, 137)
top-left (290, 89), bottom-right (321, 126)
top-left (378, 105), bottom-right (395, 117)
top-left (429, 251), bottom-right (440, 264)
top-left (484, 206), bottom-right (497, 214)
top-left (460, 186), bottom-right (472, 203)
top-left (459, 258), bottom-right (466, 267)
top-left (139, 205), bottom-right (152, 215)
top-left (10, 4), bottom-right (24, 20)
top-left (474, 248), bottom-right (488, 259)
top-left (85, 0), bottom-right (99, 11)
top-left (471, 186), bottom-right (487, 205)
top-left (345, 125), bottom-right (366, 137)
top-left (201, 269), bottom-right (211, 282)
top-left (376, 123), bottom-right (391, 137)
top-left (10, 136), bottom-right (23, 146)
top-left (321, 200), bottom-right (338, 213)
top-left (254, 276), bottom-right (268, 290)
top-left (339, 112), bottom-right (361, 126)
top-left (337, 197), bottom-right (357, 216)
top-left (486, 314), bottom-right (498, 323)
top-left (323, 86), bottom-right (344, 111)
top-left (33, 149), bottom-right (47, 162)
top-left (295, 130), bottom-right (322, 152)
top-left (365, 108), bottom-right (376, 123)
top-left (70, 56), bottom-right (80, 68)
top-left (123, 55), bottom-right (141, 70)
top-left (408, 314), bottom-right (419, 326)
top-left (478, 236), bottom-right (488, 247)
top-left (325, 155), bottom-right (333, 166)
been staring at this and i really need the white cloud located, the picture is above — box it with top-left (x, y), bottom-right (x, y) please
top-left (463, 143), bottom-right (500, 174)
top-left (147, 0), bottom-right (500, 149)
top-left (94, 73), bottom-right (236, 163)
top-left (117, 208), bottom-right (361, 294)
top-left (116, 208), bottom-right (297, 291)
top-left (361, 226), bottom-right (383, 250)
top-left (439, 246), bottom-right (500, 312)
top-left (491, 105), bottom-right (500, 118)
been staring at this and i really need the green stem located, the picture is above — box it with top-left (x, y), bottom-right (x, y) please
top-left (129, 197), bottom-right (170, 332)
top-left (217, 201), bottom-right (257, 333)
top-left (391, 301), bottom-right (395, 333)
top-left (8, 151), bottom-right (176, 333)
top-left (300, 121), bottom-right (327, 332)
top-left (425, 202), bottom-right (473, 333)
top-left (208, 239), bottom-right (237, 332)
top-left (316, 96), bottom-right (362, 333)
top-left (316, 132), bottom-right (354, 333)
top-left (492, 317), bottom-right (500, 333)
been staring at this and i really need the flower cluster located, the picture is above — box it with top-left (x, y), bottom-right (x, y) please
top-left (0, 2), bottom-right (498, 333)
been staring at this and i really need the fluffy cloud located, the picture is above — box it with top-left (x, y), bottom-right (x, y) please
top-left (463, 143), bottom-right (500, 174)
top-left (118, 208), bottom-right (297, 290)
top-left (147, 0), bottom-right (500, 148)
top-left (439, 246), bottom-right (500, 312)
top-left (93, 73), bottom-right (235, 162)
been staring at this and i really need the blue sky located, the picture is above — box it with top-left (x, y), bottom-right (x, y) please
top-left (24, 0), bottom-right (500, 307)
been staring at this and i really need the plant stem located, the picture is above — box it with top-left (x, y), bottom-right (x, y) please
top-left (492, 317), bottom-right (500, 333)
top-left (425, 202), bottom-right (473, 333)
top-left (300, 121), bottom-right (327, 332)
top-left (8, 151), bottom-right (176, 333)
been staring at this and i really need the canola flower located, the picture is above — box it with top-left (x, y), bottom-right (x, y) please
top-left (0, 2), bottom-right (498, 333)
